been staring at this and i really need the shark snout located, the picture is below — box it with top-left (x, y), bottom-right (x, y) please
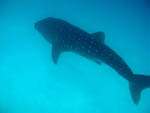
top-left (35, 21), bottom-right (42, 30)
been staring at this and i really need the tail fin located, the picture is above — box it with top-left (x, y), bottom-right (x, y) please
top-left (129, 74), bottom-right (150, 105)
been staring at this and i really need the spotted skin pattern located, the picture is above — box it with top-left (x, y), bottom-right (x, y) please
top-left (46, 18), bottom-right (133, 80)
top-left (35, 17), bottom-right (150, 105)
top-left (35, 17), bottom-right (133, 80)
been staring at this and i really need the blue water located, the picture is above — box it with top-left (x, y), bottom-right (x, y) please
top-left (0, 0), bottom-right (150, 113)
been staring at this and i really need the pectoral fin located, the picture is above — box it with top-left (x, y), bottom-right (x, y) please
top-left (52, 44), bottom-right (63, 64)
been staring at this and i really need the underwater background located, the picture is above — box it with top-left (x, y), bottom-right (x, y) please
top-left (0, 0), bottom-right (150, 113)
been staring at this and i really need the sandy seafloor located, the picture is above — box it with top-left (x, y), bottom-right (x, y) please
top-left (0, 0), bottom-right (150, 113)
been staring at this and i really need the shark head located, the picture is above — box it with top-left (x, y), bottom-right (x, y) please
top-left (35, 17), bottom-right (61, 43)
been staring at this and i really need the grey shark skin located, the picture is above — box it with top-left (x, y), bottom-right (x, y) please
top-left (35, 17), bottom-right (150, 105)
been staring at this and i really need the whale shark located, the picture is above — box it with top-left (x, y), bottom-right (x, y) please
top-left (35, 17), bottom-right (150, 105)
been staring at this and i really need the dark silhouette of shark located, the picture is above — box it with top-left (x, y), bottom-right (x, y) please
top-left (35, 17), bottom-right (150, 105)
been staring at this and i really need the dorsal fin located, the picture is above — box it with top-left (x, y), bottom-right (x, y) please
top-left (91, 31), bottom-right (105, 43)
top-left (52, 43), bottom-right (63, 64)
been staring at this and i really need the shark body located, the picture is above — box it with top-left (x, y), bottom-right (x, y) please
top-left (35, 17), bottom-right (150, 105)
